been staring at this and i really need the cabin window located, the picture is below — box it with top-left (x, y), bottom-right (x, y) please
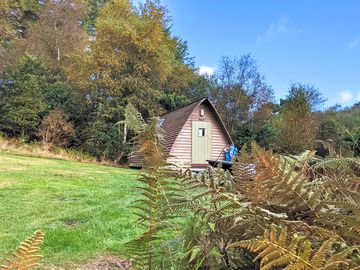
top-left (198, 128), bottom-right (206, 137)
top-left (200, 109), bottom-right (205, 116)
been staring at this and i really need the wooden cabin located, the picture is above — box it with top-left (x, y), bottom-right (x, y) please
top-left (129, 97), bottom-right (233, 170)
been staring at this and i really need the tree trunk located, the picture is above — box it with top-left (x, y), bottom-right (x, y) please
top-left (123, 123), bottom-right (127, 143)
top-left (55, 23), bottom-right (60, 61)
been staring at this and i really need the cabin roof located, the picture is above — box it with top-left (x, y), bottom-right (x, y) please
top-left (160, 97), bottom-right (233, 153)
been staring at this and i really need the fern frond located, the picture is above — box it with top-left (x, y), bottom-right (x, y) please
top-left (228, 226), bottom-right (357, 270)
top-left (320, 200), bottom-right (360, 244)
top-left (124, 228), bottom-right (159, 268)
top-left (312, 157), bottom-right (360, 176)
top-left (232, 158), bottom-right (271, 206)
top-left (251, 142), bottom-right (323, 221)
top-left (124, 107), bottom-right (185, 268)
top-left (0, 230), bottom-right (45, 270)
top-left (123, 103), bottom-right (147, 134)
top-left (323, 176), bottom-right (360, 204)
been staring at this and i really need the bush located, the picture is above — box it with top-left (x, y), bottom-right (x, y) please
top-left (37, 109), bottom-right (75, 149)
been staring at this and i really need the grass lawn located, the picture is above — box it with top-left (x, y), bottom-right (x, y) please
top-left (0, 152), bottom-right (140, 268)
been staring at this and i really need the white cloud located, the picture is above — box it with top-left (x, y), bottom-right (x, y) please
top-left (257, 16), bottom-right (299, 44)
top-left (340, 91), bottom-right (353, 103)
top-left (348, 39), bottom-right (360, 49)
top-left (357, 92), bottom-right (360, 101)
top-left (198, 66), bottom-right (216, 76)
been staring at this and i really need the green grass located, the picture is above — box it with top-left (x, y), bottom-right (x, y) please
top-left (0, 152), bottom-right (140, 267)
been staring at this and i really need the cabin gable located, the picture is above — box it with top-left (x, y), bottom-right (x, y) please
top-left (167, 101), bottom-right (232, 168)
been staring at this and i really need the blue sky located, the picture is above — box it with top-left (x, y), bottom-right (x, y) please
top-left (156, 0), bottom-right (360, 108)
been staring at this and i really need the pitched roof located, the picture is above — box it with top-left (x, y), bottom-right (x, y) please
top-left (160, 97), bottom-right (233, 153)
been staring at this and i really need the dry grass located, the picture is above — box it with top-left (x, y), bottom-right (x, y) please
top-left (0, 178), bottom-right (18, 189)
top-left (0, 137), bottom-right (117, 167)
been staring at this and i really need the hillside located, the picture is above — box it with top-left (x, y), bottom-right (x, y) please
top-left (0, 153), bottom-right (139, 268)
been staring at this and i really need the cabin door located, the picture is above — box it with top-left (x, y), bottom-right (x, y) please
top-left (192, 121), bottom-right (211, 165)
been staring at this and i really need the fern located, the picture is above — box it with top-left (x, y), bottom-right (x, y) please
top-left (0, 230), bottom-right (45, 270)
top-left (176, 143), bottom-right (360, 268)
top-left (123, 103), bottom-right (147, 134)
top-left (228, 226), bottom-right (358, 270)
top-left (250, 142), bottom-right (324, 221)
top-left (334, 201), bottom-right (360, 243)
top-left (315, 176), bottom-right (360, 244)
top-left (124, 106), bottom-right (181, 269)
top-left (232, 142), bottom-right (324, 221)
top-left (232, 159), bottom-right (272, 206)
top-left (319, 200), bottom-right (360, 245)
top-left (311, 157), bottom-right (360, 177)
top-left (124, 125), bottom-right (360, 269)
top-left (323, 176), bottom-right (360, 204)
top-left (179, 168), bottom-right (246, 220)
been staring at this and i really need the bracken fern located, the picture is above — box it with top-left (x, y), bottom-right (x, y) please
top-left (124, 104), bottom-right (181, 269)
top-left (229, 226), bottom-right (359, 270)
top-left (0, 230), bottom-right (44, 270)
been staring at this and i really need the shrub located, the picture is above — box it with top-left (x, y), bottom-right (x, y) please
top-left (37, 109), bottom-right (75, 149)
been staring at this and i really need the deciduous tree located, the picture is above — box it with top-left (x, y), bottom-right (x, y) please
top-left (210, 54), bottom-right (274, 135)
top-left (11, 0), bottom-right (88, 71)
top-left (67, 0), bottom-right (194, 117)
top-left (0, 0), bottom-right (41, 69)
top-left (277, 83), bottom-right (325, 154)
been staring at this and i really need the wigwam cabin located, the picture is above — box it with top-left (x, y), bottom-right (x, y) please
top-left (129, 97), bottom-right (233, 170)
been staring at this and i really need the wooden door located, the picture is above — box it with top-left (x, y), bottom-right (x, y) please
top-left (192, 121), bottom-right (211, 164)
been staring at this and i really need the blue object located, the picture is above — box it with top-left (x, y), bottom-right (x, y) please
top-left (224, 144), bottom-right (238, 162)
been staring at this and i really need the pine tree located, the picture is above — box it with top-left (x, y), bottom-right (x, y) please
top-left (0, 54), bottom-right (48, 138)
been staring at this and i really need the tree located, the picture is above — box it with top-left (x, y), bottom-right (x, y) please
top-left (319, 103), bottom-right (360, 157)
top-left (161, 36), bottom-right (196, 95)
top-left (186, 73), bottom-right (213, 100)
top-left (316, 119), bottom-right (340, 156)
top-left (63, 0), bottom-right (198, 161)
top-left (160, 38), bottom-right (208, 111)
top-left (0, 0), bottom-right (14, 63)
top-left (209, 54), bottom-right (274, 135)
top-left (233, 120), bottom-right (278, 150)
top-left (277, 83), bottom-right (325, 154)
top-left (232, 122), bottom-right (254, 149)
top-left (282, 82), bottom-right (326, 111)
top-left (83, 0), bottom-right (111, 34)
top-left (0, 0), bottom-right (41, 70)
top-left (83, 100), bottom-right (128, 161)
top-left (0, 0), bottom-right (41, 41)
top-left (160, 92), bottom-right (191, 112)
top-left (0, 54), bottom-right (48, 138)
top-left (254, 121), bottom-right (278, 149)
top-left (10, 0), bottom-right (88, 71)
top-left (67, 0), bottom-right (194, 118)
